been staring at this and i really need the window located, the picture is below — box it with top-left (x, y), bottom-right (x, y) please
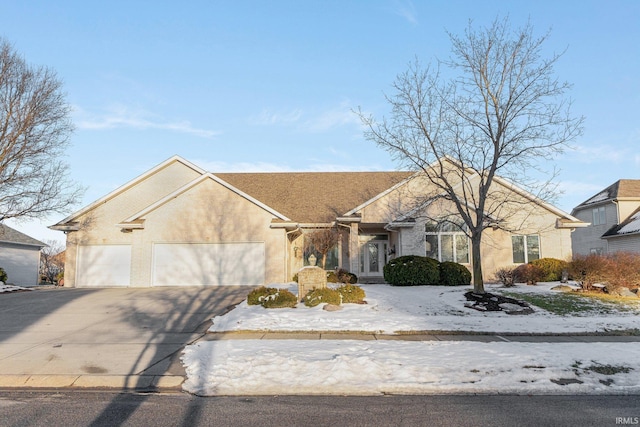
top-left (425, 222), bottom-right (469, 264)
top-left (303, 236), bottom-right (340, 270)
top-left (592, 206), bottom-right (606, 225)
top-left (512, 235), bottom-right (540, 264)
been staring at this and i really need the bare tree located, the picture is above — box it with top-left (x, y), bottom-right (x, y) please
top-left (304, 227), bottom-right (342, 270)
top-left (359, 17), bottom-right (583, 293)
top-left (0, 38), bottom-right (82, 222)
top-left (40, 239), bottom-right (65, 284)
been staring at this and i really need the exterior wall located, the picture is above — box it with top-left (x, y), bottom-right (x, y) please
top-left (65, 161), bottom-right (213, 287)
top-left (0, 243), bottom-right (41, 286)
top-left (138, 178), bottom-right (286, 285)
top-left (617, 200), bottom-right (640, 224)
top-left (390, 177), bottom-right (574, 282)
top-left (571, 203), bottom-right (617, 256)
top-left (606, 235), bottom-right (640, 254)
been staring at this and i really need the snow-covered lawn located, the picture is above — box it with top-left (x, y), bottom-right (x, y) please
top-left (182, 282), bottom-right (640, 396)
top-left (209, 282), bottom-right (640, 334)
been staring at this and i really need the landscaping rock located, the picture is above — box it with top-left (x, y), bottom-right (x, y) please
top-left (612, 287), bottom-right (638, 298)
top-left (498, 303), bottom-right (535, 315)
top-left (322, 303), bottom-right (343, 312)
top-left (550, 378), bottom-right (584, 386)
top-left (464, 291), bottom-right (533, 314)
top-left (550, 285), bottom-right (575, 293)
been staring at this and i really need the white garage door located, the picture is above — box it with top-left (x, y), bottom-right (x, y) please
top-left (76, 245), bottom-right (131, 287)
top-left (152, 243), bottom-right (265, 286)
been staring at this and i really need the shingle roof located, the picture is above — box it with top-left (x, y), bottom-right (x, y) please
top-left (575, 179), bottom-right (640, 209)
top-left (602, 205), bottom-right (640, 238)
top-left (215, 171), bottom-right (413, 223)
top-left (0, 223), bottom-right (45, 247)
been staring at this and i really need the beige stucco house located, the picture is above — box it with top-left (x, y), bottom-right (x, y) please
top-left (51, 156), bottom-right (586, 287)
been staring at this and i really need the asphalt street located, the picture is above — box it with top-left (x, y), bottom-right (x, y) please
top-left (0, 391), bottom-right (637, 427)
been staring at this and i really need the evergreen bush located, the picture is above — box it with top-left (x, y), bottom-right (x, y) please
top-left (261, 289), bottom-right (298, 308)
top-left (336, 284), bottom-right (366, 303)
top-left (0, 267), bottom-right (7, 283)
top-left (383, 255), bottom-right (440, 286)
top-left (530, 258), bottom-right (568, 282)
top-left (439, 261), bottom-right (471, 286)
top-left (247, 286), bottom-right (297, 308)
top-left (303, 287), bottom-right (342, 307)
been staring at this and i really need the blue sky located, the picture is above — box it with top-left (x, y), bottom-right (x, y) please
top-left (2, 0), bottom-right (639, 244)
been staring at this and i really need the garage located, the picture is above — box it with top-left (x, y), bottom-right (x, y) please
top-left (76, 245), bottom-right (131, 287)
top-left (152, 242), bottom-right (265, 286)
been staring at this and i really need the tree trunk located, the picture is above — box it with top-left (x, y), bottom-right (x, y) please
top-left (471, 233), bottom-right (485, 293)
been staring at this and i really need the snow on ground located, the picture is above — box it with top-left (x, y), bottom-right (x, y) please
top-left (209, 282), bottom-right (640, 334)
top-left (183, 282), bottom-right (640, 396)
top-left (0, 283), bottom-right (31, 293)
top-left (182, 340), bottom-right (640, 396)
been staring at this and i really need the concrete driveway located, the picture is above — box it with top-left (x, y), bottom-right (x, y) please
top-left (0, 286), bottom-right (248, 389)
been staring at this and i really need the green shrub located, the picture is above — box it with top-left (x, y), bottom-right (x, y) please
top-left (439, 262), bottom-right (471, 286)
top-left (336, 268), bottom-right (358, 284)
top-left (0, 267), bottom-right (7, 283)
top-left (303, 287), bottom-right (342, 307)
top-left (530, 258), bottom-right (568, 282)
top-left (336, 284), bottom-right (366, 303)
top-left (383, 255), bottom-right (440, 286)
top-left (247, 286), bottom-right (278, 305)
top-left (261, 289), bottom-right (298, 308)
top-left (514, 263), bottom-right (544, 285)
top-left (292, 273), bottom-right (298, 283)
top-left (326, 271), bottom-right (338, 283)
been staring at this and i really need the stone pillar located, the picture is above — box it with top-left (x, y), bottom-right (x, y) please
top-left (297, 266), bottom-right (327, 302)
top-left (349, 222), bottom-right (359, 275)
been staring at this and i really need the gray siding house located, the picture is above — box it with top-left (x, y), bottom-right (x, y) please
top-left (571, 180), bottom-right (640, 255)
top-left (0, 223), bottom-right (45, 286)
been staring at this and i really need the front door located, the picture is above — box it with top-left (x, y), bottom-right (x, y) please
top-left (359, 236), bottom-right (388, 277)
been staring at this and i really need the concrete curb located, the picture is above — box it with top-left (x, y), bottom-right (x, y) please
top-left (3, 331), bottom-right (639, 391)
top-left (0, 374), bottom-right (184, 390)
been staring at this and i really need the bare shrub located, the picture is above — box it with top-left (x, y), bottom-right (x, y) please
top-left (494, 267), bottom-right (517, 287)
top-left (514, 263), bottom-right (544, 285)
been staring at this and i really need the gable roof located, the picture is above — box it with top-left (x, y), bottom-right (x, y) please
top-left (118, 173), bottom-right (291, 228)
top-left (574, 179), bottom-right (640, 210)
top-left (51, 156), bottom-right (206, 229)
top-left (0, 223), bottom-right (45, 247)
top-left (216, 171), bottom-right (413, 223)
top-left (602, 206), bottom-right (640, 238)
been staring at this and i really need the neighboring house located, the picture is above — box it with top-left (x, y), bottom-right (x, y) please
top-left (50, 156), bottom-right (586, 288)
top-left (0, 223), bottom-right (45, 286)
top-left (571, 180), bottom-right (640, 255)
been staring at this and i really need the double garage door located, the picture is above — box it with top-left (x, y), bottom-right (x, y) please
top-left (76, 243), bottom-right (265, 287)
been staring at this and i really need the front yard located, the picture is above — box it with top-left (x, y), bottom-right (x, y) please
top-left (208, 281), bottom-right (640, 335)
top-left (181, 281), bottom-right (640, 396)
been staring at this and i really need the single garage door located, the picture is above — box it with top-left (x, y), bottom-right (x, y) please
top-left (76, 245), bottom-right (131, 287)
top-left (152, 242), bottom-right (265, 286)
